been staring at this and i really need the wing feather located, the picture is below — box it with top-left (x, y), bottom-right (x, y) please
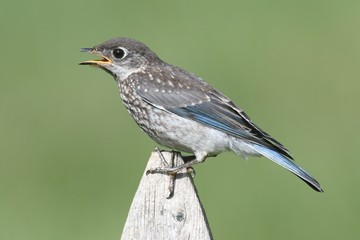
top-left (130, 66), bottom-right (292, 159)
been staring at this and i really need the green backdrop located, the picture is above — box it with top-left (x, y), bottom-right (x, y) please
top-left (1, 0), bottom-right (359, 239)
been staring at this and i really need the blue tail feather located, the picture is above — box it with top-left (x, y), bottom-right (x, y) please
top-left (250, 144), bottom-right (323, 192)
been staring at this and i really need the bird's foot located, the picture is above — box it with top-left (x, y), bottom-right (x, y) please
top-left (146, 148), bottom-right (178, 198)
top-left (147, 148), bottom-right (196, 175)
top-left (146, 148), bottom-right (196, 198)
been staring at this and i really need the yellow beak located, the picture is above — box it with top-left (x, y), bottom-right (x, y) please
top-left (79, 48), bottom-right (112, 65)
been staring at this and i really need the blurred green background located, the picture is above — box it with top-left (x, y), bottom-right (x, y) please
top-left (1, 0), bottom-right (359, 239)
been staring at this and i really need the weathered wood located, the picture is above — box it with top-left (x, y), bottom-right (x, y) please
top-left (120, 150), bottom-right (213, 240)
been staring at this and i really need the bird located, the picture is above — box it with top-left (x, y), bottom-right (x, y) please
top-left (79, 37), bottom-right (323, 192)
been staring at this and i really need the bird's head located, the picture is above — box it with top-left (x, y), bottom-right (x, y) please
top-left (79, 37), bottom-right (160, 80)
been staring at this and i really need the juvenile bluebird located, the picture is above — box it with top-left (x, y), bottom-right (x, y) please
top-left (80, 37), bottom-right (323, 192)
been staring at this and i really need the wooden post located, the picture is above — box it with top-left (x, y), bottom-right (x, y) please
top-left (120, 150), bottom-right (213, 240)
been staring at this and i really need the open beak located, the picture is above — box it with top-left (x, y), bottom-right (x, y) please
top-left (79, 48), bottom-right (112, 65)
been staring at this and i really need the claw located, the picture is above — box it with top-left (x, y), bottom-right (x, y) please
top-left (147, 148), bottom-right (203, 198)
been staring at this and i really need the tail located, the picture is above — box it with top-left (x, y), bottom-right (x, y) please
top-left (249, 144), bottom-right (323, 192)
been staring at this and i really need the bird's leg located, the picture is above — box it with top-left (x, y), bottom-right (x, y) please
top-left (147, 152), bottom-right (207, 175)
top-left (154, 147), bottom-right (170, 167)
top-left (182, 155), bottom-right (197, 178)
top-left (147, 150), bottom-right (207, 197)
top-left (167, 150), bottom-right (177, 198)
top-left (147, 148), bottom-right (178, 198)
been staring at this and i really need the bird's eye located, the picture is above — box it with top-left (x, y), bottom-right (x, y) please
top-left (112, 48), bottom-right (127, 59)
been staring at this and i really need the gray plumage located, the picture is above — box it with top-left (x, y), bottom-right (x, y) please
top-left (80, 37), bottom-right (323, 192)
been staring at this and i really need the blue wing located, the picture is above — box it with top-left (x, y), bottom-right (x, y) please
top-left (130, 67), bottom-right (323, 192)
top-left (168, 95), bottom-right (292, 158)
top-left (170, 100), bottom-right (322, 192)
